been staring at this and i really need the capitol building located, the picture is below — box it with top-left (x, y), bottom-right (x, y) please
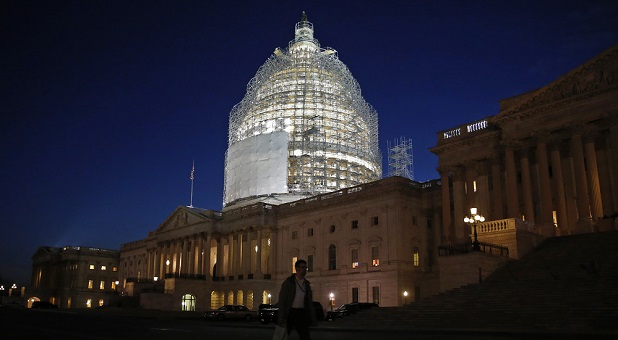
top-left (30, 13), bottom-right (618, 313)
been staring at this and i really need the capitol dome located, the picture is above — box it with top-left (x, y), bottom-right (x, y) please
top-left (223, 13), bottom-right (381, 208)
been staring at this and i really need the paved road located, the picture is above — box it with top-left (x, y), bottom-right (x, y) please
top-left (1, 307), bottom-right (612, 339)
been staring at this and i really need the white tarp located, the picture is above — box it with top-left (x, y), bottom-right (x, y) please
top-left (224, 131), bottom-right (289, 205)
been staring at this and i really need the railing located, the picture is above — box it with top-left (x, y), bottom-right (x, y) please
top-left (163, 273), bottom-right (207, 280)
top-left (438, 241), bottom-right (509, 258)
top-left (477, 218), bottom-right (536, 234)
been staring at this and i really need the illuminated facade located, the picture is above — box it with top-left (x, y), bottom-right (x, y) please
top-left (431, 43), bottom-right (618, 257)
top-left (29, 246), bottom-right (119, 309)
top-left (224, 13), bottom-right (381, 208)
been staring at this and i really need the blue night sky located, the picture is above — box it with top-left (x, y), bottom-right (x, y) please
top-left (2, 0), bottom-right (617, 285)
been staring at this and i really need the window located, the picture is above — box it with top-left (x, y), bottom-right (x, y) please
top-left (100, 281), bottom-right (105, 290)
top-left (413, 247), bottom-right (420, 267)
top-left (101, 265), bottom-right (107, 271)
top-left (372, 286), bottom-right (380, 305)
top-left (352, 287), bottom-right (359, 303)
top-left (86, 298), bottom-right (92, 308)
top-left (89, 264), bottom-right (95, 270)
top-left (329, 225), bottom-right (336, 233)
top-left (307, 254), bottom-right (314, 272)
top-left (371, 216), bottom-right (379, 225)
top-left (412, 216), bottom-right (417, 226)
top-left (328, 244), bottom-right (337, 270)
top-left (351, 220), bottom-right (358, 229)
top-left (292, 231), bottom-right (298, 240)
top-left (111, 281), bottom-right (117, 290)
top-left (351, 249), bottom-right (359, 269)
top-left (371, 246), bottom-right (380, 267)
top-left (98, 299), bottom-right (104, 307)
top-left (88, 279), bottom-right (93, 289)
top-left (473, 180), bottom-right (477, 192)
top-left (112, 266), bottom-right (118, 272)
top-left (307, 228), bottom-right (314, 237)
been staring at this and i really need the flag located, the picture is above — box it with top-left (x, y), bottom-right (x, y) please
top-left (190, 162), bottom-right (195, 181)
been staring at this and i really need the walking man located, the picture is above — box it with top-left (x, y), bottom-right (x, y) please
top-left (276, 259), bottom-right (316, 340)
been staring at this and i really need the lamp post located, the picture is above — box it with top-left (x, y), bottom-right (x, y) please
top-left (268, 293), bottom-right (271, 304)
top-left (464, 207), bottom-right (485, 251)
top-left (329, 293), bottom-right (334, 311)
top-left (403, 291), bottom-right (408, 305)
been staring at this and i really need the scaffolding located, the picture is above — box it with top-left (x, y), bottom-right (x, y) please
top-left (387, 137), bottom-right (413, 180)
top-left (224, 13), bottom-right (381, 207)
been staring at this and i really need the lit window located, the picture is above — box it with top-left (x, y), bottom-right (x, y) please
top-left (413, 247), bottom-right (420, 267)
top-left (473, 180), bottom-right (477, 192)
top-left (101, 265), bottom-right (107, 271)
top-left (86, 299), bottom-right (92, 308)
top-left (88, 279), bottom-right (93, 289)
top-left (100, 281), bottom-right (105, 290)
top-left (371, 246), bottom-right (379, 267)
top-left (112, 266), bottom-right (118, 272)
top-left (111, 281), bottom-right (116, 290)
top-left (351, 249), bottom-right (359, 269)
top-left (98, 299), bottom-right (104, 307)
top-left (89, 264), bottom-right (95, 270)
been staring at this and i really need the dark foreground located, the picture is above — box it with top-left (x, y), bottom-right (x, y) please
top-left (2, 307), bottom-right (615, 340)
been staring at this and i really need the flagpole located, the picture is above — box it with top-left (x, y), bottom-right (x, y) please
top-left (189, 159), bottom-right (195, 208)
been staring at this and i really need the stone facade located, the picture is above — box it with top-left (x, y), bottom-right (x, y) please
top-left (119, 177), bottom-right (442, 311)
top-left (431, 43), bottom-right (618, 254)
top-left (30, 246), bottom-right (120, 308)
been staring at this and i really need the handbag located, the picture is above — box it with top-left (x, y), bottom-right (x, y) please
top-left (272, 325), bottom-right (288, 340)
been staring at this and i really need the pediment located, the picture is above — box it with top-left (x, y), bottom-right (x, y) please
top-left (153, 206), bottom-right (212, 234)
top-left (494, 43), bottom-right (618, 123)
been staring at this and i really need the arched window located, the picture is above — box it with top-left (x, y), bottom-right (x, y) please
top-left (181, 294), bottom-right (195, 311)
top-left (328, 244), bottom-right (337, 270)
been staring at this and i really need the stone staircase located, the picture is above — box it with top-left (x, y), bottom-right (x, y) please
top-left (324, 231), bottom-right (618, 333)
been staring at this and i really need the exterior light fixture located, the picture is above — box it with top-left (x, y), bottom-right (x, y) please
top-left (329, 293), bottom-right (335, 311)
top-left (403, 291), bottom-right (408, 305)
top-left (464, 207), bottom-right (485, 251)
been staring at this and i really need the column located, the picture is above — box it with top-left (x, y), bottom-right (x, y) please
top-left (256, 229), bottom-right (263, 275)
top-left (215, 236), bottom-right (224, 279)
top-left (228, 233), bottom-right (235, 278)
top-left (571, 133), bottom-right (593, 231)
top-left (490, 157), bottom-right (504, 219)
top-left (205, 233), bottom-right (212, 281)
top-left (438, 168), bottom-right (452, 242)
top-left (520, 149), bottom-right (535, 223)
top-left (196, 234), bottom-right (203, 276)
top-left (154, 246), bottom-right (161, 278)
top-left (584, 134), bottom-right (603, 220)
top-left (504, 145), bottom-right (520, 218)
top-left (611, 125), bottom-right (618, 215)
top-left (536, 139), bottom-right (553, 225)
top-left (242, 230), bottom-right (251, 276)
top-left (452, 168), bottom-right (466, 242)
top-left (268, 229), bottom-right (276, 277)
top-left (550, 143), bottom-right (569, 235)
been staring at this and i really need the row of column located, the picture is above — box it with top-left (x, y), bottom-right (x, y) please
top-left (145, 228), bottom-right (276, 281)
top-left (440, 125), bottom-right (618, 242)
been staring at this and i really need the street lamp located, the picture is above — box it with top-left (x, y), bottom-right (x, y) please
top-left (403, 291), bottom-right (408, 305)
top-left (268, 293), bottom-right (271, 304)
top-left (329, 293), bottom-right (334, 311)
top-left (464, 207), bottom-right (485, 251)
